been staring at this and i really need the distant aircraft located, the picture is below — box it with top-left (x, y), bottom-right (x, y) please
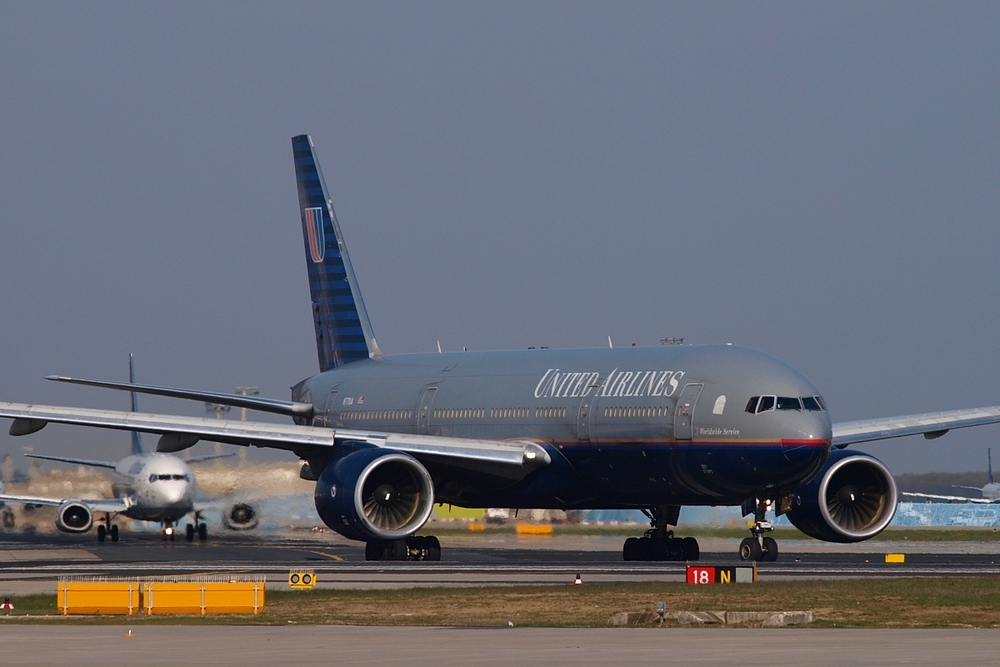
top-left (4, 135), bottom-right (1000, 562)
top-left (0, 356), bottom-right (257, 541)
top-left (901, 449), bottom-right (1000, 504)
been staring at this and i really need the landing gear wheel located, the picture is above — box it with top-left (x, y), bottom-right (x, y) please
top-left (97, 525), bottom-right (106, 543)
top-left (423, 535), bottom-right (441, 561)
top-left (622, 537), bottom-right (640, 561)
top-left (186, 524), bottom-right (195, 542)
top-left (1, 510), bottom-right (14, 528)
top-left (198, 523), bottom-right (207, 542)
top-left (110, 525), bottom-right (119, 542)
top-left (739, 537), bottom-right (763, 562)
top-left (682, 537), bottom-right (700, 561)
top-left (762, 537), bottom-right (778, 562)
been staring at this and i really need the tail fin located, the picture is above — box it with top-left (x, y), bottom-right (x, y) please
top-left (990, 448), bottom-right (994, 485)
top-left (292, 134), bottom-right (381, 371)
top-left (129, 353), bottom-right (143, 455)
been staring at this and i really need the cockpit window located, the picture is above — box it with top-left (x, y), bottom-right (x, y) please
top-left (148, 473), bottom-right (190, 482)
top-left (776, 396), bottom-right (802, 411)
top-left (746, 395), bottom-right (825, 414)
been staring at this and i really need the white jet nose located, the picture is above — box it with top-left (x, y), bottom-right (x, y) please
top-left (160, 482), bottom-right (189, 506)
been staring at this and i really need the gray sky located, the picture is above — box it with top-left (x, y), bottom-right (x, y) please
top-left (1, 3), bottom-right (999, 474)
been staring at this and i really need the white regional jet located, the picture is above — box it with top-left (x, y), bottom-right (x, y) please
top-left (901, 449), bottom-right (1000, 504)
top-left (0, 356), bottom-right (256, 541)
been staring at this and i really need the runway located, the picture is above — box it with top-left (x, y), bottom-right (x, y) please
top-left (2, 531), bottom-right (1000, 595)
top-left (2, 626), bottom-right (1000, 667)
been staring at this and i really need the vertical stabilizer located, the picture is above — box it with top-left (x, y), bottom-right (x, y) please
top-left (989, 448), bottom-right (994, 485)
top-left (292, 134), bottom-right (381, 371)
top-left (128, 353), bottom-right (143, 455)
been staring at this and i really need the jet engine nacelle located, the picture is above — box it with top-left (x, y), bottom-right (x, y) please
top-left (314, 448), bottom-right (435, 542)
top-left (55, 501), bottom-right (93, 534)
top-left (222, 501), bottom-right (259, 530)
top-left (786, 449), bottom-right (898, 543)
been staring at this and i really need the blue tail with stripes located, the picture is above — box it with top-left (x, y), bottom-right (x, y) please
top-left (292, 135), bottom-right (381, 371)
top-left (128, 353), bottom-right (144, 455)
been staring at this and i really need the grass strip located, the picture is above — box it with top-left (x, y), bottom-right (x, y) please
top-left (4, 578), bottom-right (1000, 627)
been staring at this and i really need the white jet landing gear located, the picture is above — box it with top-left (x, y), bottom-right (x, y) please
top-left (739, 498), bottom-right (778, 562)
top-left (96, 514), bottom-right (119, 543)
top-left (163, 522), bottom-right (176, 541)
top-left (622, 505), bottom-right (700, 561)
top-left (364, 536), bottom-right (441, 561)
top-left (185, 513), bottom-right (208, 542)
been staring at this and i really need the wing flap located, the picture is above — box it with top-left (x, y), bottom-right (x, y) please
top-left (832, 406), bottom-right (1000, 448)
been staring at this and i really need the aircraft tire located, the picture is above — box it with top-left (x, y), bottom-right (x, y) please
top-left (739, 537), bottom-right (762, 562)
top-left (682, 537), bottom-right (700, 561)
top-left (110, 525), bottom-right (119, 542)
top-left (1, 510), bottom-right (14, 529)
top-left (186, 524), bottom-right (195, 542)
top-left (97, 525), bottom-right (106, 543)
top-left (622, 537), bottom-right (640, 561)
top-left (762, 537), bottom-right (778, 562)
top-left (198, 523), bottom-right (207, 542)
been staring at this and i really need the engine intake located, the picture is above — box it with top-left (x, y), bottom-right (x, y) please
top-left (786, 449), bottom-right (897, 543)
top-left (314, 448), bottom-right (435, 542)
top-left (56, 501), bottom-right (93, 533)
top-left (223, 502), bottom-right (259, 530)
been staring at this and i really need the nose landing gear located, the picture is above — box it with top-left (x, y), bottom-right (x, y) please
top-left (622, 505), bottom-right (700, 561)
top-left (739, 497), bottom-right (778, 562)
top-left (185, 513), bottom-right (208, 542)
top-left (96, 514), bottom-right (119, 543)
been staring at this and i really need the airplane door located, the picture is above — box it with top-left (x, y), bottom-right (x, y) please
top-left (417, 387), bottom-right (438, 435)
top-left (577, 396), bottom-right (592, 441)
top-left (320, 390), bottom-right (339, 427)
top-left (673, 383), bottom-right (704, 440)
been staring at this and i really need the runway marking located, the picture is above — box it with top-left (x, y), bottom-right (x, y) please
top-left (304, 550), bottom-right (344, 561)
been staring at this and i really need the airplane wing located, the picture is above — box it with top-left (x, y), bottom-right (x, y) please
top-left (25, 453), bottom-right (117, 469)
top-left (899, 491), bottom-right (994, 504)
top-left (184, 452), bottom-right (237, 465)
top-left (832, 406), bottom-right (1000, 448)
top-left (0, 403), bottom-right (550, 481)
top-left (0, 493), bottom-right (129, 513)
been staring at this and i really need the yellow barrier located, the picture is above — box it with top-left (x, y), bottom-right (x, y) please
top-left (58, 580), bottom-right (139, 615)
top-left (143, 580), bottom-right (265, 615)
top-left (515, 523), bottom-right (554, 536)
top-left (57, 576), bottom-right (265, 615)
top-left (885, 553), bottom-right (906, 563)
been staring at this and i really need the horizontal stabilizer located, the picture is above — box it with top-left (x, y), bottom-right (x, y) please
top-left (47, 375), bottom-right (314, 419)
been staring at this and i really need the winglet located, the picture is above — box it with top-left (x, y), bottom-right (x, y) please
top-left (990, 448), bottom-right (994, 485)
top-left (292, 134), bottom-right (382, 371)
top-left (128, 354), bottom-right (143, 455)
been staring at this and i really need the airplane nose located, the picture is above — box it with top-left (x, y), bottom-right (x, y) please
top-left (781, 411), bottom-right (833, 463)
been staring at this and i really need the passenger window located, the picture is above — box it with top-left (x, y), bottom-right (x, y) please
top-left (776, 397), bottom-right (802, 411)
top-left (745, 396), bottom-right (760, 414)
top-left (802, 396), bottom-right (822, 411)
top-left (757, 396), bottom-right (775, 412)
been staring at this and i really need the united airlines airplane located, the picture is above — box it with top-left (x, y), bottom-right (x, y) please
top-left (3, 135), bottom-right (1000, 561)
top-left (0, 357), bottom-right (258, 541)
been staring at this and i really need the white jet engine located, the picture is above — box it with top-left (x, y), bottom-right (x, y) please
top-left (56, 501), bottom-right (94, 533)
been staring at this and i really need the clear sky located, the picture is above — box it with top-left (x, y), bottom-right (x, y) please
top-left (1, 3), bottom-right (998, 474)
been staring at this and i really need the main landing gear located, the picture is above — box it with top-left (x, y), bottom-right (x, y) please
top-left (185, 514), bottom-right (208, 542)
top-left (96, 514), bottom-right (119, 543)
top-left (365, 536), bottom-right (441, 561)
top-left (739, 497), bottom-right (778, 562)
top-left (622, 505), bottom-right (700, 561)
